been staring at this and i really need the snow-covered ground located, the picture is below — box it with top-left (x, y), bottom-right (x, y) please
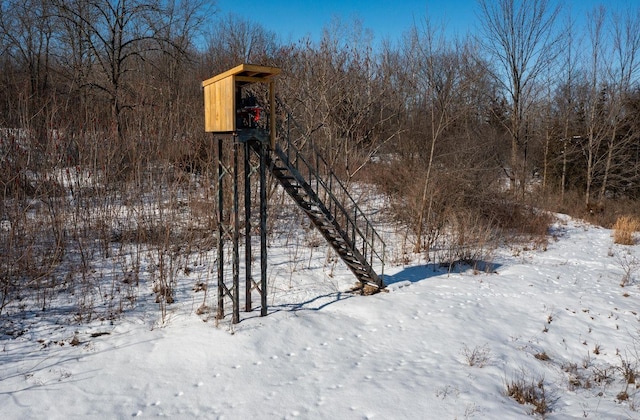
top-left (1, 213), bottom-right (640, 419)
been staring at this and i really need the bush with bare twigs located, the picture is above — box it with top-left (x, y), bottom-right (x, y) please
top-left (505, 372), bottom-right (551, 416)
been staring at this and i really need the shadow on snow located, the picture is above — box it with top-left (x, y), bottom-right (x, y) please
top-left (383, 260), bottom-right (501, 285)
top-left (240, 260), bottom-right (502, 320)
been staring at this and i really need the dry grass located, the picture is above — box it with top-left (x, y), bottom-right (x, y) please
top-left (505, 373), bottom-right (550, 415)
top-left (613, 216), bottom-right (640, 245)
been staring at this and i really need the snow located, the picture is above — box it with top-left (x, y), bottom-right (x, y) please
top-left (2, 213), bottom-right (640, 419)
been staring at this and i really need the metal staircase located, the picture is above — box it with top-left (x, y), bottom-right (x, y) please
top-left (251, 123), bottom-right (385, 290)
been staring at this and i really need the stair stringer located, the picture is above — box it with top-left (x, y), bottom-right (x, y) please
top-left (251, 140), bottom-right (384, 288)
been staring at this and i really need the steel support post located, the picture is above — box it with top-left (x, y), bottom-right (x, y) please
top-left (260, 140), bottom-right (268, 316)
top-left (244, 141), bottom-right (253, 312)
top-left (216, 137), bottom-right (225, 320)
top-left (232, 140), bottom-right (240, 324)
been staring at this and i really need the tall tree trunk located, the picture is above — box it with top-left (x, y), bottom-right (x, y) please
top-left (599, 127), bottom-right (617, 202)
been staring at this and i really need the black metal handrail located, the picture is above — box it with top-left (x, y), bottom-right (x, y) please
top-left (274, 112), bottom-right (385, 286)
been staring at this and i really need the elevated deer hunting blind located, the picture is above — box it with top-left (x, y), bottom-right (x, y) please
top-left (202, 64), bottom-right (385, 325)
top-left (202, 64), bottom-right (281, 324)
top-left (202, 63), bottom-right (280, 147)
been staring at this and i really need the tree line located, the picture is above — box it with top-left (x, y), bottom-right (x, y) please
top-left (2, 0), bottom-right (638, 199)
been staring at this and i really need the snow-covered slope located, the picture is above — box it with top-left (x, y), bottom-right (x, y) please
top-left (1, 215), bottom-right (639, 419)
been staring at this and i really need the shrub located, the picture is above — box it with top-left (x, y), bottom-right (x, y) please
top-left (505, 373), bottom-right (550, 415)
top-left (437, 210), bottom-right (498, 272)
top-left (461, 343), bottom-right (492, 367)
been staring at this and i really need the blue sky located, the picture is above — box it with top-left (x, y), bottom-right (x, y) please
top-left (213, 0), bottom-right (623, 45)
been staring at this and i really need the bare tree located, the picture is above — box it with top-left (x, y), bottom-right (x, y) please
top-left (0, 0), bottom-right (56, 146)
top-left (406, 17), bottom-right (463, 253)
top-left (51, 0), bottom-right (208, 182)
top-left (598, 7), bottom-right (640, 202)
top-left (204, 13), bottom-right (278, 73)
top-left (280, 17), bottom-right (399, 179)
top-left (581, 6), bottom-right (609, 208)
top-left (554, 10), bottom-right (581, 202)
top-left (55, 1), bottom-right (192, 139)
top-left (477, 0), bottom-right (560, 199)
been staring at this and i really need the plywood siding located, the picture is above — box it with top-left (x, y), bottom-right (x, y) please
top-left (204, 76), bottom-right (235, 132)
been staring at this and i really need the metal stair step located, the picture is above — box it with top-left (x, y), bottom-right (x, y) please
top-left (351, 268), bottom-right (372, 276)
top-left (264, 140), bottom-right (384, 289)
top-left (347, 267), bottom-right (371, 278)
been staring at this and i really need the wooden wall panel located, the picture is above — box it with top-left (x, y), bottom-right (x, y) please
top-left (204, 76), bottom-right (235, 132)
